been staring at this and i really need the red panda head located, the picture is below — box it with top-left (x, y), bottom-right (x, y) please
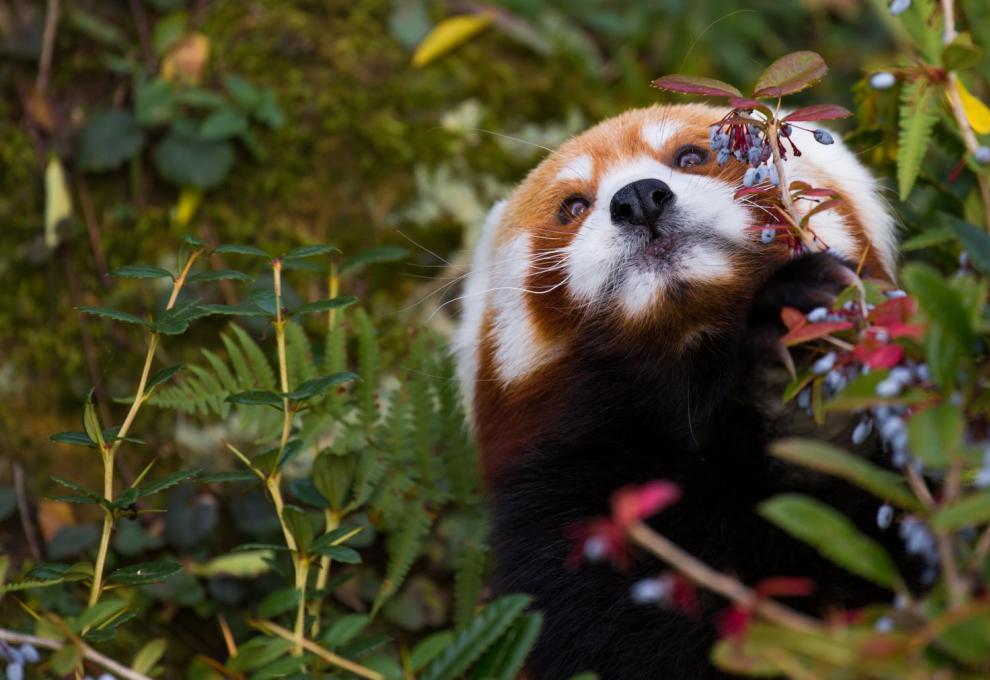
top-left (453, 104), bottom-right (896, 481)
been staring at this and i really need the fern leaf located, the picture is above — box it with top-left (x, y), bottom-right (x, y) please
top-left (354, 308), bottom-right (381, 431)
top-left (284, 320), bottom-right (316, 389)
top-left (408, 335), bottom-right (441, 485)
top-left (453, 542), bottom-right (488, 628)
top-left (220, 328), bottom-right (253, 388)
top-left (228, 323), bottom-right (276, 390)
top-left (469, 612), bottom-right (543, 680)
top-left (372, 504), bottom-right (432, 615)
top-left (897, 79), bottom-right (940, 200)
top-left (348, 448), bottom-right (387, 513)
top-left (201, 348), bottom-right (239, 394)
top-left (419, 594), bottom-right (531, 680)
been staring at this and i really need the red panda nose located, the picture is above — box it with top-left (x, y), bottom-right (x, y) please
top-left (610, 179), bottom-right (674, 232)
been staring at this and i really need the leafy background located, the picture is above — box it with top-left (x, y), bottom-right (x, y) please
top-left (2, 0), bottom-right (988, 677)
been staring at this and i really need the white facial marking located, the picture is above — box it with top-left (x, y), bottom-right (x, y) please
top-left (679, 245), bottom-right (731, 282)
top-left (555, 154), bottom-right (594, 183)
top-left (618, 269), bottom-right (664, 316)
top-left (642, 121), bottom-right (682, 150)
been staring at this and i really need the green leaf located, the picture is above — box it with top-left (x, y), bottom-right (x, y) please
top-left (420, 594), bottom-right (531, 680)
top-left (249, 289), bottom-right (278, 315)
top-left (769, 439), bottom-right (921, 510)
top-left (900, 226), bottom-right (956, 251)
top-left (943, 33), bottom-right (984, 71)
top-left (321, 613), bottom-right (370, 647)
top-left (50, 431), bottom-right (97, 448)
top-left (281, 505), bottom-right (315, 553)
top-left (198, 470), bottom-right (260, 484)
top-left (650, 74), bottom-right (742, 98)
top-left (196, 303), bottom-right (269, 318)
top-left (50, 476), bottom-right (101, 501)
top-left (187, 269), bottom-right (253, 283)
top-left (897, 80), bottom-right (940, 199)
top-left (470, 611), bottom-right (543, 680)
top-left (341, 245), bottom-right (410, 273)
top-left (137, 468), bottom-right (200, 497)
top-left (291, 296), bottom-right (358, 317)
top-left (287, 372), bottom-right (358, 400)
top-left (109, 487), bottom-right (139, 509)
top-left (153, 122), bottom-right (235, 190)
top-left (906, 404), bottom-right (962, 469)
top-left (759, 494), bottom-right (901, 588)
top-left (78, 306), bottom-right (149, 327)
top-left (77, 111), bottom-right (145, 172)
top-left (200, 108), bottom-right (250, 141)
top-left (226, 390), bottom-right (285, 409)
top-left (72, 598), bottom-right (127, 633)
top-left (83, 395), bottom-right (105, 449)
top-left (49, 645), bottom-right (82, 675)
top-left (946, 214), bottom-right (990, 273)
top-left (131, 638), bottom-right (167, 675)
top-left (147, 364), bottom-right (183, 390)
top-left (373, 507), bottom-right (433, 614)
top-left (276, 439), bottom-right (304, 470)
top-left (283, 244), bottom-right (339, 260)
top-left (902, 263), bottom-right (973, 387)
top-left (932, 491), bottom-right (990, 531)
top-left (752, 51), bottom-right (828, 98)
top-left (212, 243), bottom-right (270, 258)
top-left (135, 78), bottom-right (177, 127)
top-left (312, 453), bottom-right (354, 511)
top-left (176, 88), bottom-right (228, 109)
top-left (227, 637), bottom-right (293, 672)
top-left (234, 543), bottom-right (291, 553)
top-left (258, 587), bottom-right (300, 617)
top-left (111, 264), bottom-right (174, 279)
top-left (253, 89), bottom-right (285, 129)
top-left (311, 545), bottom-right (361, 563)
top-left (108, 560), bottom-right (183, 585)
top-left (223, 74), bottom-right (261, 109)
top-left (411, 631), bottom-right (453, 671)
top-left (190, 550), bottom-right (274, 578)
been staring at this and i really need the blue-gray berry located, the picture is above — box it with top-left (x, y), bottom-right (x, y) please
top-left (813, 129), bottom-right (834, 145)
top-left (743, 167), bottom-right (758, 187)
top-left (875, 378), bottom-right (902, 398)
top-left (631, 577), bottom-right (669, 605)
top-left (806, 307), bottom-right (828, 323)
top-left (768, 164), bottom-right (780, 186)
top-left (812, 352), bottom-right (837, 375)
top-left (17, 646), bottom-right (38, 665)
top-left (852, 418), bottom-right (873, 445)
top-left (975, 146), bottom-right (990, 165)
top-left (870, 72), bottom-right (897, 90)
top-left (747, 147), bottom-right (762, 167)
top-left (760, 227), bottom-right (776, 244)
top-left (876, 504), bottom-right (894, 530)
top-left (717, 149), bottom-right (730, 166)
top-left (889, 0), bottom-right (911, 15)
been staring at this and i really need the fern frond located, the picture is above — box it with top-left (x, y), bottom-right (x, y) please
top-left (284, 320), bottom-right (316, 390)
top-left (355, 308), bottom-right (381, 431)
top-left (372, 504), bottom-right (433, 615)
top-left (227, 323), bottom-right (276, 390)
top-left (453, 541), bottom-right (488, 629)
top-left (897, 79), bottom-right (940, 200)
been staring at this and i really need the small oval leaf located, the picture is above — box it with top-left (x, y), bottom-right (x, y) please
top-left (753, 51), bottom-right (828, 98)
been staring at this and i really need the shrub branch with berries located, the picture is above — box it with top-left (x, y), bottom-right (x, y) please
top-left (569, 2), bottom-right (990, 677)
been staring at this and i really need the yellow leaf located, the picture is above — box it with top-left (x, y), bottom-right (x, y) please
top-left (172, 186), bottom-right (202, 229)
top-left (44, 156), bottom-right (73, 250)
top-left (956, 78), bottom-right (990, 134)
top-left (412, 13), bottom-right (494, 68)
top-left (189, 550), bottom-right (274, 578)
top-left (162, 33), bottom-right (210, 84)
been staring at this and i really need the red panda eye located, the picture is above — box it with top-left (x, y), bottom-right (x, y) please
top-left (559, 195), bottom-right (591, 223)
top-left (675, 146), bottom-right (708, 168)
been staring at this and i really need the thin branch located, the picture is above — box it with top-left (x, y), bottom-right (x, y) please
top-left (251, 619), bottom-right (383, 680)
top-left (937, 460), bottom-right (968, 607)
top-left (940, 0), bottom-right (990, 230)
top-left (628, 523), bottom-right (823, 634)
top-left (36, 0), bottom-right (59, 94)
top-left (12, 461), bottom-right (41, 561)
top-left (127, 0), bottom-right (155, 70)
top-left (76, 178), bottom-right (111, 286)
top-left (0, 628), bottom-right (152, 680)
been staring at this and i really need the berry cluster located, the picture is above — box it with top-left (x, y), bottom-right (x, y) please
top-left (0, 643), bottom-right (40, 680)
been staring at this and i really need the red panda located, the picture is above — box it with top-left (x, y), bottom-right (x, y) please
top-left (453, 104), bottom-right (902, 679)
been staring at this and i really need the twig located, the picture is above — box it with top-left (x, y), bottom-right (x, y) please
top-left (628, 523), bottom-right (823, 634)
top-left (251, 619), bottom-right (383, 680)
top-left (36, 0), bottom-right (59, 94)
top-left (940, 0), bottom-right (990, 230)
top-left (127, 0), bottom-right (155, 70)
top-left (76, 178), bottom-right (110, 286)
top-left (936, 460), bottom-right (967, 607)
top-left (12, 461), bottom-right (41, 561)
top-left (0, 628), bottom-right (152, 680)
top-left (904, 465), bottom-right (935, 508)
top-left (968, 524), bottom-right (990, 573)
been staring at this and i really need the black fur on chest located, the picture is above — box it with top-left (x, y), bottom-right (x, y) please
top-left (486, 255), bottom-right (909, 680)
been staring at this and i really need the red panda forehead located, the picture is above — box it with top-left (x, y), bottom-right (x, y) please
top-left (500, 104), bottom-right (735, 240)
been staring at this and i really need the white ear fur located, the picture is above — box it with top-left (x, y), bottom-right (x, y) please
top-left (453, 200), bottom-right (506, 425)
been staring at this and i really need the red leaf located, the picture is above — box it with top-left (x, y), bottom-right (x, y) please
top-left (652, 74), bottom-right (743, 98)
top-left (734, 186), bottom-right (776, 200)
top-left (729, 97), bottom-right (769, 111)
top-left (783, 104), bottom-right (853, 122)
top-left (755, 577), bottom-right (816, 598)
top-left (780, 306), bottom-right (806, 330)
top-left (853, 342), bottom-right (904, 369)
top-left (753, 51), bottom-right (828, 99)
top-left (716, 606), bottom-right (750, 640)
top-left (869, 297), bottom-right (915, 326)
top-left (669, 573), bottom-right (700, 618)
top-left (612, 481), bottom-right (681, 527)
top-left (781, 320), bottom-right (853, 346)
top-left (565, 519), bottom-right (631, 570)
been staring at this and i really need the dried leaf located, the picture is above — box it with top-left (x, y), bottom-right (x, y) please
top-left (162, 33), bottom-right (210, 85)
top-left (412, 13), bottom-right (494, 68)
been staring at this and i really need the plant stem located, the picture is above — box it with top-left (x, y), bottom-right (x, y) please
top-left (0, 628), bottom-right (153, 680)
top-left (251, 619), bottom-right (384, 680)
top-left (628, 522), bottom-right (823, 634)
top-left (86, 250), bottom-right (200, 610)
top-left (937, 459), bottom-right (967, 607)
top-left (266, 475), bottom-right (297, 553)
top-left (940, 0), bottom-right (990, 230)
top-left (765, 114), bottom-right (818, 252)
top-left (273, 259), bottom-right (292, 454)
top-left (310, 509), bottom-right (341, 637)
top-left (293, 557), bottom-right (311, 657)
